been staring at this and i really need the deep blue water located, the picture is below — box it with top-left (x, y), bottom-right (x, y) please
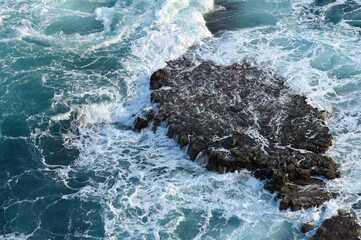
top-left (1, 0), bottom-right (361, 239)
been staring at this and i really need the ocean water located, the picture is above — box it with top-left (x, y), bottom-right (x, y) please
top-left (0, 0), bottom-right (360, 239)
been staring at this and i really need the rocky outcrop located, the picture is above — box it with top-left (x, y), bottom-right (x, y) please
top-left (310, 210), bottom-right (361, 240)
top-left (135, 57), bottom-right (340, 211)
top-left (134, 56), bottom-right (361, 238)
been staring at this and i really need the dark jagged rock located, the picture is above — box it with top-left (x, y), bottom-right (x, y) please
top-left (310, 210), bottom-right (361, 240)
top-left (134, 117), bottom-right (148, 131)
top-left (150, 69), bottom-right (169, 90)
top-left (301, 222), bottom-right (315, 233)
top-left (136, 57), bottom-right (340, 210)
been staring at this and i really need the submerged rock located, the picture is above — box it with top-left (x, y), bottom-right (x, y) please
top-left (136, 57), bottom-right (339, 210)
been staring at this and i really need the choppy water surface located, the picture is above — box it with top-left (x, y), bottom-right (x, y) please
top-left (0, 0), bottom-right (360, 239)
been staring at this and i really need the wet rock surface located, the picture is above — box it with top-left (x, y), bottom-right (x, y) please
top-left (135, 57), bottom-right (340, 211)
top-left (310, 210), bottom-right (361, 240)
top-left (301, 222), bottom-right (315, 233)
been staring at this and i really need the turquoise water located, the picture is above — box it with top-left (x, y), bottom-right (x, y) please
top-left (1, 0), bottom-right (361, 239)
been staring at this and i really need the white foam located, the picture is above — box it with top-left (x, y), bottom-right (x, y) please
top-left (0, 233), bottom-right (32, 240)
top-left (51, 110), bottom-right (72, 122)
top-left (94, 7), bottom-right (113, 31)
top-left (5, 0), bottom-right (360, 238)
top-left (0, 15), bottom-right (9, 26)
top-left (62, 125), bottom-right (316, 239)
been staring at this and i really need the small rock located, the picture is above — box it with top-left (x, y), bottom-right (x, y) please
top-left (150, 69), bottom-right (169, 90)
top-left (280, 186), bottom-right (290, 194)
top-left (230, 103), bottom-right (245, 112)
top-left (134, 117), bottom-right (148, 131)
top-left (150, 92), bottom-right (163, 103)
top-left (301, 223), bottom-right (315, 233)
top-left (147, 110), bottom-right (156, 120)
top-left (179, 133), bottom-right (189, 148)
top-left (187, 140), bottom-right (207, 160)
top-left (290, 201), bottom-right (301, 211)
top-left (217, 165), bottom-right (225, 174)
top-left (279, 199), bottom-right (290, 210)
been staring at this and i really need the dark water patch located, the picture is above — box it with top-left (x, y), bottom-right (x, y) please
top-left (316, 0), bottom-right (337, 6)
top-left (346, 19), bottom-right (361, 27)
top-left (1, 114), bottom-right (29, 138)
top-left (1, 171), bottom-right (70, 234)
top-left (3, 201), bottom-right (38, 235)
top-left (11, 56), bottom-right (57, 71)
top-left (325, 3), bottom-right (361, 24)
top-left (65, 172), bottom-right (91, 189)
top-left (22, 37), bottom-right (51, 48)
top-left (39, 135), bottom-right (79, 166)
top-left (2, 197), bottom-right (104, 238)
top-left (0, 139), bottom-right (37, 179)
top-left (7, 172), bottom-right (74, 200)
top-left (45, 16), bottom-right (104, 36)
top-left (5, 80), bottom-right (53, 116)
top-left (40, 199), bottom-right (103, 237)
top-left (315, 0), bottom-right (361, 29)
top-left (173, 208), bottom-right (207, 239)
top-left (201, 210), bottom-right (242, 238)
top-left (0, 164), bottom-right (104, 238)
top-left (204, 0), bottom-right (284, 33)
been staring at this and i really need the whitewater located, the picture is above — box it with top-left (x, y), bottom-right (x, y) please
top-left (0, 0), bottom-right (361, 239)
